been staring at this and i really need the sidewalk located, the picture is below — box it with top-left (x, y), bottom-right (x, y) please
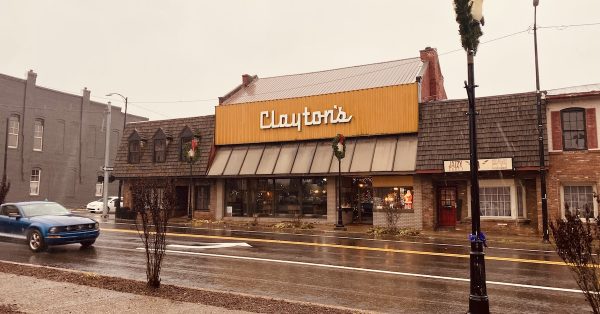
top-left (0, 272), bottom-right (249, 314)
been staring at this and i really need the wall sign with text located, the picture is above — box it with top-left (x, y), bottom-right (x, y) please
top-left (443, 158), bottom-right (513, 173)
top-left (260, 105), bottom-right (352, 131)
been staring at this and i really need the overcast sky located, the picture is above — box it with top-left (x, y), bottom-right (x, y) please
top-left (1, 1), bottom-right (598, 121)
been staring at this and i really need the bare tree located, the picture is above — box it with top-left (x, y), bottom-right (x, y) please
top-left (131, 179), bottom-right (176, 288)
top-left (551, 204), bottom-right (600, 313)
top-left (0, 174), bottom-right (10, 205)
top-left (384, 205), bottom-right (401, 233)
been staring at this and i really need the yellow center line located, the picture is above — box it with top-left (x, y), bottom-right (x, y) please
top-left (101, 228), bottom-right (567, 267)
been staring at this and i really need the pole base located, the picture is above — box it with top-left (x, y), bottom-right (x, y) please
top-left (334, 225), bottom-right (347, 231)
top-left (468, 295), bottom-right (490, 314)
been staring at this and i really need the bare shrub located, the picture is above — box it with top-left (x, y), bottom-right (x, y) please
top-left (130, 179), bottom-right (176, 288)
top-left (0, 173), bottom-right (10, 205)
top-left (384, 206), bottom-right (401, 233)
top-left (551, 205), bottom-right (600, 313)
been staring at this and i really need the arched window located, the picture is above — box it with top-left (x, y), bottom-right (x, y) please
top-left (33, 119), bottom-right (44, 151)
top-left (30, 168), bottom-right (41, 195)
top-left (8, 115), bottom-right (20, 149)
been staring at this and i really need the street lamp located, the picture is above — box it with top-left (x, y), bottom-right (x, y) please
top-left (454, 0), bottom-right (489, 312)
top-left (186, 138), bottom-right (200, 219)
top-left (533, 0), bottom-right (550, 243)
top-left (106, 92), bottom-right (128, 216)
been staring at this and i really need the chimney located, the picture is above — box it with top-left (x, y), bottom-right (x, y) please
top-left (26, 69), bottom-right (37, 85)
top-left (419, 47), bottom-right (447, 102)
top-left (242, 74), bottom-right (253, 86)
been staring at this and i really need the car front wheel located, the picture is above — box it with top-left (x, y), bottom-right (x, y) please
top-left (27, 229), bottom-right (47, 252)
top-left (80, 240), bottom-right (95, 248)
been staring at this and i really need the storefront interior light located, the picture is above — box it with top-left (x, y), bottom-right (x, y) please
top-left (393, 187), bottom-right (399, 191)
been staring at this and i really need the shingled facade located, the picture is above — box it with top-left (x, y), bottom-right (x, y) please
top-left (113, 115), bottom-right (215, 218)
top-left (416, 92), bottom-right (547, 234)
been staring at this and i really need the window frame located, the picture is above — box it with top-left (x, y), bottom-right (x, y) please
top-left (8, 115), bottom-right (20, 149)
top-left (30, 168), bottom-right (41, 196)
top-left (33, 119), bottom-right (44, 151)
top-left (468, 179), bottom-right (519, 219)
top-left (153, 139), bottom-right (166, 163)
top-left (561, 108), bottom-right (587, 151)
top-left (128, 140), bottom-right (141, 164)
top-left (560, 184), bottom-right (598, 220)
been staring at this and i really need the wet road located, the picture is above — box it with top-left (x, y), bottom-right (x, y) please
top-left (0, 218), bottom-right (589, 313)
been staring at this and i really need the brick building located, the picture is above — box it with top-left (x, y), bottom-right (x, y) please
top-left (546, 84), bottom-right (600, 221)
top-left (113, 116), bottom-right (215, 218)
top-left (416, 92), bottom-right (547, 235)
top-left (0, 70), bottom-right (147, 208)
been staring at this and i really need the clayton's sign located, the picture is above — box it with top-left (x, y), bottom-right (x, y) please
top-left (260, 105), bottom-right (352, 131)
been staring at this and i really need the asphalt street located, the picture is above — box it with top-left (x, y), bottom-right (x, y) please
top-left (0, 214), bottom-right (589, 313)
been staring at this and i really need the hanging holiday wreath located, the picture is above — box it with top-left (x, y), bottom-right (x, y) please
top-left (183, 132), bottom-right (201, 164)
top-left (331, 133), bottom-right (346, 160)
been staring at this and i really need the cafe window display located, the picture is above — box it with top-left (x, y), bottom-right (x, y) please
top-left (225, 178), bottom-right (327, 217)
top-left (374, 187), bottom-right (414, 212)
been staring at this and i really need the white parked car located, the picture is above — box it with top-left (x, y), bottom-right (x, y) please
top-left (86, 196), bottom-right (120, 213)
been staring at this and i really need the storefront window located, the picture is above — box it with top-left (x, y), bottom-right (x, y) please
top-left (195, 185), bottom-right (210, 211)
top-left (373, 187), bottom-right (414, 212)
top-left (225, 178), bottom-right (327, 218)
top-left (480, 187), bottom-right (511, 217)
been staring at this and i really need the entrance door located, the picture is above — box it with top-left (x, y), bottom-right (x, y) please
top-left (438, 187), bottom-right (457, 227)
top-left (175, 186), bottom-right (189, 217)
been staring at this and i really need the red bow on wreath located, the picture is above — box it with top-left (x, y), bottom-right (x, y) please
top-left (332, 134), bottom-right (346, 160)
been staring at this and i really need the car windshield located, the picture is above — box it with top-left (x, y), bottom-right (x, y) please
top-left (20, 203), bottom-right (70, 217)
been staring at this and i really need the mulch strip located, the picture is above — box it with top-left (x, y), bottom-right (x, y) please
top-left (0, 261), bottom-right (358, 314)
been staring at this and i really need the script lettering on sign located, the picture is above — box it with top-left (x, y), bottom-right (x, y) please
top-left (443, 158), bottom-right (513, 173)
top-left (259, 105), bottom-right (353, 131)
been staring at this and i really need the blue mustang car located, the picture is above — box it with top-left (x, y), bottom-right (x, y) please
top-left (0, 201), bottom-right (99, 252)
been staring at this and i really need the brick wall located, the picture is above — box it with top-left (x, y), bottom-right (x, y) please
top-left (0, 71), bottom-right (146, 208)
top-left (373, 176), bottom-right (424, 230)
top-left (548, 151), bottom-right (600, 221)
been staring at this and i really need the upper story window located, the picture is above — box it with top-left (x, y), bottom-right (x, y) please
top-left (561, 108), bottom-right (587, 150)
top-left (30, 168), bottom-right (41, 195)
top-left (153, 128), bottom-right (167, 163)
top-left (8, 115), bottom-right (19, 149)
top-left (33, 119), bottom-right (44, 151)
top-left (180, 126), bottom-right (194, 161)
top-left (128, 140), bottom-right (141, 163)
top-left (154, 139), bottom-right (166, 163)
top-left (128, 130), bottom-right (142, 164)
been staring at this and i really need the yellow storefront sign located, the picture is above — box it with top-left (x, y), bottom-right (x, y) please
top-left (215, 83), bottom-right (419, 145)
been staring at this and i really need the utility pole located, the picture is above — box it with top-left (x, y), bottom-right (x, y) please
top-left (533, 0), bottom-right (550, 243)
top-left (102, 102), bottom-right (112, 219)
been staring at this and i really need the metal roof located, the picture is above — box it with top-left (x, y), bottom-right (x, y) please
top-left (546, 83), bottom-right (600, 97)
top-left (221, 57), bottom-right (424, 105)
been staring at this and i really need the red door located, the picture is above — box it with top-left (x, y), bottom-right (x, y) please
top-left (438, 187), bottom-right (457, 227)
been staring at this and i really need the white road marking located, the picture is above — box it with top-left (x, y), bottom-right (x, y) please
top-left (107, 221), bottom-right (555, 254)
top-left (167, 243), bottom-right (251, 250)
top-left (139, 248), bottom-right (582, 294)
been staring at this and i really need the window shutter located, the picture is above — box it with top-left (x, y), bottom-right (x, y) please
top-left (551, 111), bottom-right (562, 151)
top-left (586, 108), bottom-right (598, 149)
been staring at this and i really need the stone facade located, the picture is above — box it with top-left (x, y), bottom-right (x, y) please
top-left (0, 70), bottom-right (146, 208)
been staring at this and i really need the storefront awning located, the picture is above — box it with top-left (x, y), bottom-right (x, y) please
top-left (207, 135), bottom-right (417, 177)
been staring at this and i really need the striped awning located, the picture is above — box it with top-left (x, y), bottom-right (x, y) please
top-left (207, 135), bottom-right (417, 177)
